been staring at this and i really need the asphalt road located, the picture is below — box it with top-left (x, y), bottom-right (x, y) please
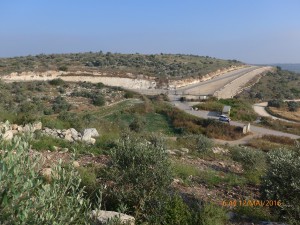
top-left (172, 100), bottom-right (300, 139)
top-left (174, 66), bottom-right (259, 95)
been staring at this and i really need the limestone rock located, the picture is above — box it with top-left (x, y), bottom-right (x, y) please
top-left (11, 124), bottom-right (18, 130)
top-left (70, 128), bottom-right (80, 140)
top-left (3, 130), bottom-right (14, 141)
top-left (180, 148), bottom-right (189, 154)
top-left (73, 161), bottom-right (80, 168)
top-left (91, 210), bottom-right (135, 225)
top-left (33, 121), bottom-right (42, 131)
top-left (82, 128), bottom-right (99, 144)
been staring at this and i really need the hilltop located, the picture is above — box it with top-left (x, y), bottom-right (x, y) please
top-left (0, 52), bottom-right (243, 79)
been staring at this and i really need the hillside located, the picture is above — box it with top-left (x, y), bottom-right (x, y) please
top-left (0, 52), bottom-right (243, 79)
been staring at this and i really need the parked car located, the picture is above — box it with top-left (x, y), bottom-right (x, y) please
top-left (219, 114), bottom-right (231, 123)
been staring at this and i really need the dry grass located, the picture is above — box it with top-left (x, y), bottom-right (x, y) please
top-left (268, 107), bottom-right (300, 122)
top-left (247, 135), bottom-right (297, 151)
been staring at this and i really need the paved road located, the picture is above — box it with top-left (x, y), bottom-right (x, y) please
top-left (253, 101), bottom-right (300, 124)
top-left (172, 100), bottom-right (300, 139)
top-left (175, 66), bottom-right (259, 95)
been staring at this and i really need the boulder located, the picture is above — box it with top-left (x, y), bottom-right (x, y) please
top-left (91, 210), bottom-right (135, 225)
top-left (64, 132), bottom-right (73, 142)
top-left (0, 121), bottom-right (10, 132)
top-left (83, 128), bottom-right (99, 137)
top-left (82, 128), bottom-right (99, 144)
top-left (70, 128), bottom-right (80, 140)
top-left (17, 126), bottom-right (23, 132)
top-left (33, 121), bottom-right (42, 131)
top-left (11, 124), bottom-right (19, 130)
top-left (3, 130), bottom-right (14, 141)
top-left (23, 124), bottom-right (33, 133)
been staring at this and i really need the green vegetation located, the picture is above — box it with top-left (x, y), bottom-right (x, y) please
top-left (230, 146), bottom-right (266, 184)
top-left (239, 69), bottom-right (300, 100)
top-left (194, 98), bottom-right (257, 121)
top-left (0, 136), bottom-right (93, 224)
top-left (262, 146), bottom-right (300, 224)
top-left (101, 134), bottom-right (172, 222)
top-left (247, 135), bottom-right (296, 151)
top-left (0, 52), bottom-right (243, 79)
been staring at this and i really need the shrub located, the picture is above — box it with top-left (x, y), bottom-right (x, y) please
top-left (287, 101), bottom-right (299, 112)
top-left (92, 94), bottom-right (105, 106)
top-left (268, 99), bottom-right (284, 108)
top-left (103, 134), bottom-right (172, 222)
top-left (196, 203), bottom-right (228, 225)
top-left (0, 136), bottom-right (92, 224)
top-left (231, 146), bottom-right (266, 184)
top-left (58, 65), bottom-right (68, 71)
top-left (162, 194), bottom-right (192, 225)
top-left (52, 96), bottom-right (71, 113)
top-left (48, 78), bottom-right (65, 86)
top-left (124, 91), bottom-right (134, 99)
top-left (261, 146), bottom-right (300, 224)
top-left (129, 114), bottom-right (146, 132)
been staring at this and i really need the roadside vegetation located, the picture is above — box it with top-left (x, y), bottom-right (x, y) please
top-left (193, 98), bottom-right (257, 121)
top-left (239, 68), bottom-right (300, 101)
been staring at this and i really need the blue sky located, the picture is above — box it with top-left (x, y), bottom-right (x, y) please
top-left (1, 0), bottom-right (300, 63)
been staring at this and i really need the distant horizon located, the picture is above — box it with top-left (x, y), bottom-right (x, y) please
top-left (1, 0), bottom-right (299, 64)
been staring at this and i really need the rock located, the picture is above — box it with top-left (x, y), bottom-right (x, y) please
top-left (41, 168), bottom-right (52, 182)
top-left (82, 128), bottom-right (99, 144)
top-left (17, 126), bottom-right (23, 132)
top-left (11, 124), bottom-right (18, 130)
top-left (3, 130), bottom-right (14, 141)
top-left (180, 148), bottom-right (189, 154)
top-left (73, 161), bottom-right (80, 168)
top-left (212, 147), bottom-right (228, 154)
top-left (166, 149), bottom-right (177, 155)
top-left (23, 124), bottom-right (33, 133)
top-left (0, 121), bottom-right (10, 132)
top-left (53, 146), bottom-right (60, 151)
top-left (11, 130), bottom-right (18, 135)
top-left (91, 210), bottom-right (135, 225)
top-left (69, 128), bottom-right (81, 140)
top-left (33, 121), bottom-right (42, 131)
top-left (218, 162), bottom-right (226, 168)
top-left (83, 128), bottom-right (99, 138)
top-left (64, 133), bottom-right (73, 142)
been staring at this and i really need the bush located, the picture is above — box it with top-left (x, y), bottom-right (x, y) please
top-left (92, 94), bottom-right (105, 106)
top-left (52, 96), bottom-right (71, 113)
top-left (261, 146), bottom-right (300, 224)
top-left (0, 136), bottom-right (92, 224)
top-left (103, 134), bottom-right (172, 222)
top-left (48, 78), bottom-right (65, 86)
top-left (58, 65), bottom-right (68, 71)
top-left (124, 91), bottom-right (134, 99)
top-left (287, 101), bottom-right (299, 112)
top-left (129, 114), bottom-right (146, 132)
top-left (163, 194), bottom-right (192, 225)
top-left (231, 146), bottom-right (266, 184)
top-left (268, 99), bottom-right (284, 108)
top-left (196, 203), bottom-right (228, 225)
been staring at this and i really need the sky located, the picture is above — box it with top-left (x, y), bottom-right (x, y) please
top-left (0, 0), bottom-right (300, 64)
